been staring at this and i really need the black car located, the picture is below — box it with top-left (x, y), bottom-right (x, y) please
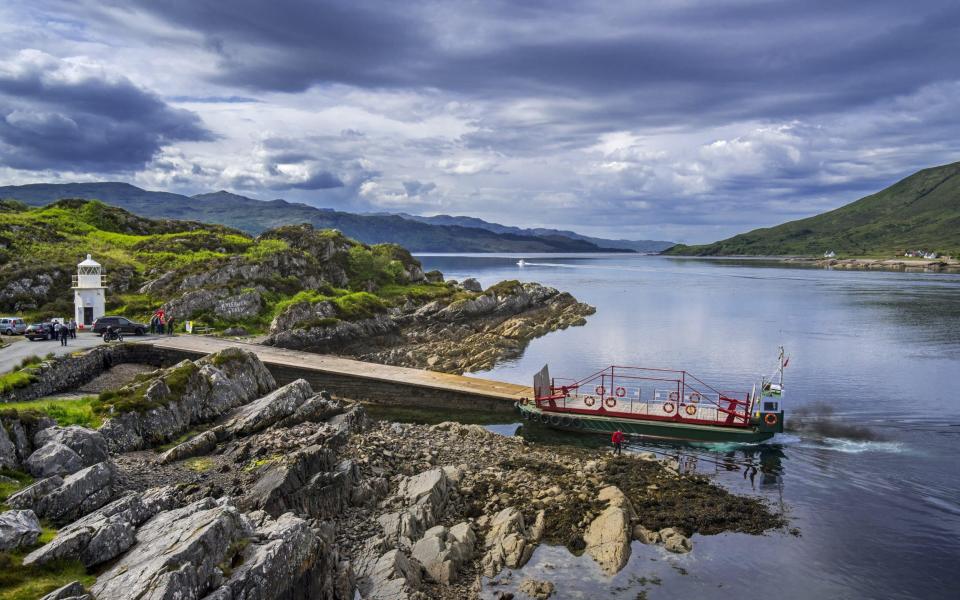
top-left (92, 316), bottom-right (147, 336)
top-left (25, 322), bottom-right (55, 341)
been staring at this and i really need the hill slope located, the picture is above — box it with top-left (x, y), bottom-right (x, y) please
top-left (0, 183), bottom-right (624, 252)
top-left (391, 213), bottom-right (674, 252)
top-left (0, 199), bottom-right (457, 329)
top-left (665, 161), bottom-right (960, 257)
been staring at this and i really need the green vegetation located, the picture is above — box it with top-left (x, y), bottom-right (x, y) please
top-left (0, 397), bottom-right (101, 429)
top-left (0, 545), bottom-right (94, 600)
top-left (184, 457), bottom-right (215, 472)
top-left (0, 199), bottom-right (453, 332)
top-left (665, 161), bottom-right (960, 257)
top-left (0, 469), bottom-right (33, 505)
top-left (0, 371), bottom-right (37, 395)
top-left (243, 455), bottom-right (283, 472)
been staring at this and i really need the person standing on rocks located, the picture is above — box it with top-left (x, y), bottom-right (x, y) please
top-left (166, 316), bottom-right (176, 336)
top-left (611, 429), bottom-right (624, 455)
top-left (150, 314), bottom-right (158, 334)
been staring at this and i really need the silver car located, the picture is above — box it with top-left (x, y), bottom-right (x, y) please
top-left (0, 317), bottom-right (27, 335)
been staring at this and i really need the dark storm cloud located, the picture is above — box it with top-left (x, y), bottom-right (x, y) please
top-left (281, 170), bottom-right (344, 190)
top-left (115, 0), bottom-right (960, 126)
top-left (0, 51), bottom-right (212, 171)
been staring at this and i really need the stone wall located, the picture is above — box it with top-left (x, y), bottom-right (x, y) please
top-left (0, 344), bottom-right (163, 404)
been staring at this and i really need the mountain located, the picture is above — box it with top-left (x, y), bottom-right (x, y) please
top-left (0, 182), bottom-right (627, 253)
top-left (664, 161), bottom-right (960, 257)
top-left (390, 213), bottom-right (674, 252)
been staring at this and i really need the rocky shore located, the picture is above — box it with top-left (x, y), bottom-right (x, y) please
top-left (266, 280), bottom-right (595, 374)
top-left (0, 347), bottom-right (784, 600)
top-left (783, 256), bottom-right (960, 273)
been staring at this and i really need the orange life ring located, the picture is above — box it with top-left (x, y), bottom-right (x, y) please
top-left (584, 396), bottom-right (596, 407)
top-left (663, 402), bottom-right (675, 414)
top-left (668, 391), bottom-right (679, 402)
top-left (615, 387), bottom-right (626, 397)
top-left (689, 392), bottom-right (702, 404)
top-left (764, 413), bottom-right (778, 426)
top-left (684, 404), bottom-right (697, 416)
top-left (604, 397), bottom-right (617, 408)
top-left (595, 385), bottom-right (606, 396)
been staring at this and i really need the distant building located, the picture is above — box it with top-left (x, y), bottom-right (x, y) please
top-left (72, 254), bottom-right (106, 327)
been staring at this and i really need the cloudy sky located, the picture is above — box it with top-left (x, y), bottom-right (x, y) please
top-left (1, 0), bottom-right (959, 243)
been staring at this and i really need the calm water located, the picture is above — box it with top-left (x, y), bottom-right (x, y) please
top-left (416, 253), bottom-right (960, 600)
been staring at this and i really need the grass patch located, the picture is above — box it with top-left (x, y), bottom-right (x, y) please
top-left (93, 361), bottom-right (197, 416)
top-left (243, 455), bottom-right (283, 472)
top-left (331, 291), bottom-right (386, 320)
top-left (0, 371), bottom-right (37, 395)
top-left (0, 397), bottom-right (101, 429)
top-left (0, 469), bottom-right (33, 504)
top-left (0, 546), bottom-right (94, 600)
top-left (184, 457), bottom-right (215, 472)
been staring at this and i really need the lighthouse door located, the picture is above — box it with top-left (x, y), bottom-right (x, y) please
top-left (83, 307), bottom-right (94, 326)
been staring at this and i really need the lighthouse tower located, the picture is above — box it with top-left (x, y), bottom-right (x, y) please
top-left (73, 254), bottom-right (106, 327)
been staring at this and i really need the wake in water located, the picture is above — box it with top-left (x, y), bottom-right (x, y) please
top-left (787, 401), bottom-right (886, 441)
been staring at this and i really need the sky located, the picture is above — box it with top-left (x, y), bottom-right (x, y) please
top-left (1, 1), bottom-right (959, 243)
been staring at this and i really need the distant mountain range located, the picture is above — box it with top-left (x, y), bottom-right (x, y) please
top-left (665, 161), bottom-right (960, 257)
top-left (388, 213), bottom-right (674, 253)
top-left (0, 182), bottom-right (671, 253)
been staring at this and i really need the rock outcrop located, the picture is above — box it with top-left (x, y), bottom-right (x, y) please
top-left (98, 348), bottom-right (276, 452)
top-left (9, 461), bottom-right (117, 525)
top-left (480, 507), bottom-right (536, 577)
top-left (25, 442), bottom-right (84, 478)
top-left (410, 523), bottom-right (475, 584)
top-left (23, 486), bottom-right (178, 568)
top-left (583, 486), bottom-right (635, 574)
top-left (25, 426), bottom-right (109, 477)
top-left (0, 508), bottom-right (41, 551)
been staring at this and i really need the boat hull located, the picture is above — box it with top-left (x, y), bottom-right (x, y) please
top-left (518, 402), bottom-right (775, 443)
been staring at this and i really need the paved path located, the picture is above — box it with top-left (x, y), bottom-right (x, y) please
top-left (143, 336), bottom-right (533, 402)
top-left (1, 332), bottom-right (164, 374)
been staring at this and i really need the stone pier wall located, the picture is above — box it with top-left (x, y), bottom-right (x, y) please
top-left (0, 344), bottom-right (164, 404)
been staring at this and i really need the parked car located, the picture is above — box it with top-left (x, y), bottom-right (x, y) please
top-left (0, 317), bottom-right (26, 335)
top-left (92, 316), bottom-right (147, 336)
top-left (25, 322), bottom-right (54, 341)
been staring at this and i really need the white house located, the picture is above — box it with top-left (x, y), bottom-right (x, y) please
top-left (73, 254), bottom-right (106, 327)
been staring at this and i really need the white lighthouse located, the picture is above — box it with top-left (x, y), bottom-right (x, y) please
top-left (73, 254), bottom-right (106, 327)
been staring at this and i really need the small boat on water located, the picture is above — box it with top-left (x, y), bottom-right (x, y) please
top-left (517, 259), bottom-right (527, 267)
top-left (517, 347), bottom-right (788, 443)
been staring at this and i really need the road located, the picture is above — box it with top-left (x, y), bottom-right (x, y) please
top-left (0, 332), bottom-right (164, 374)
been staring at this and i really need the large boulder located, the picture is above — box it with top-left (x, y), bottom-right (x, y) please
top-left (221, 379), bottom-right (314, 437)
top-left (410, 523), bottom-right (475, 584)
top-left (158, 430), bottom-right (219, 464)
top-left (357, 548), bottom-right (423, 600)
top-left (90, 499), bottom-right (251, 599)
top-left (25, 442), bottom-right (84, 478)
top-left (379, 467), bottom-right (454, 545)
top-left (17, 461), bottom-right (117, 525)
top-left (481, 507), bottom-right (534, 577)
top-left (0, 509), bottom-right (41, 551)
top-left (240, 445), bottom-right (359, 519)
top-left (23, 486), bottom-right (178, 568)
top-left (583, 486), bottom-right (635, 574)
top-left (34, 426), bottom-right (109, 468)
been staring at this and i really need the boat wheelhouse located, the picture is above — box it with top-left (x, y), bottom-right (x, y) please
top-left (518, 348), bottom-right (788, 443)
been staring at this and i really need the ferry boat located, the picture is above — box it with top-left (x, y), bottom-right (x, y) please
top-left (517, 348), bottom-right (788, 443)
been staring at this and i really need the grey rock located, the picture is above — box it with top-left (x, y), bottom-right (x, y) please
top-left (24, 486), bottom-right (178, 568)
top-left (659, 527), bottom-right (693, 553)
top-left (460, 278), bottom-right (483, 292)
top-left (35, 426), bottom-right (109, 467)
top-left (6, 475), bottom-right (64, 510)
top-left (481, 507), bottom-right (533, 577)
top-left (276, 391), bottom-right (344, 428)
top-left (0, 423), bottom-right (18, 469)
top-left (410, 523), bottom-right (475, 584)
top-left (0, 509), bottom-right (41, 551)
top-left (518, 579), bottom-right (555, 600)
top-left (91, 499), bottom-right (252, 600)
top-left (358, 548), bottom-right (422, 600)
top-left (9, 419), bottom-right (32, 463)
top-left (25, 442), bottom-right (84, 478)
top-left (158, 430), bottom-right (219, 464)
top-left (214, 290), bottom-right (262, 320)
top-left (222, 379), bottom-right (314, 437)
top-left (31, 461), bottom-right (117, 525)
top-left (38, 581), bottom-right (89, 600)
top-left (241, 445), bottom-right (359, 519)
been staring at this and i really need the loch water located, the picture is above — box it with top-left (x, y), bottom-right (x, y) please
top-left (415, 253), bottom-right (959, 600)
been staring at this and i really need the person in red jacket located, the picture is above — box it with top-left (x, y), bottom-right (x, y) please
top-left (611, 429), bottom-right (624, 455)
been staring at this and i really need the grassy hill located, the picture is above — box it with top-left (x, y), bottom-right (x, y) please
top-left (0, 199), bottom-right (465, 330)
top-left (0, 183), bottom-right (625, 253)
top-left (665, 161), bottom-right (960, 257)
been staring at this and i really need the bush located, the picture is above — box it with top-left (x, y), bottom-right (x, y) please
top-left (331, 292), bottom-right (387, 320)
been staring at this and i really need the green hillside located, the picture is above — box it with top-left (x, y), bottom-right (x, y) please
top-left (0, 199), bottom-right (465, 330)
top-left (665, 161), bottom-right (960, 257)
